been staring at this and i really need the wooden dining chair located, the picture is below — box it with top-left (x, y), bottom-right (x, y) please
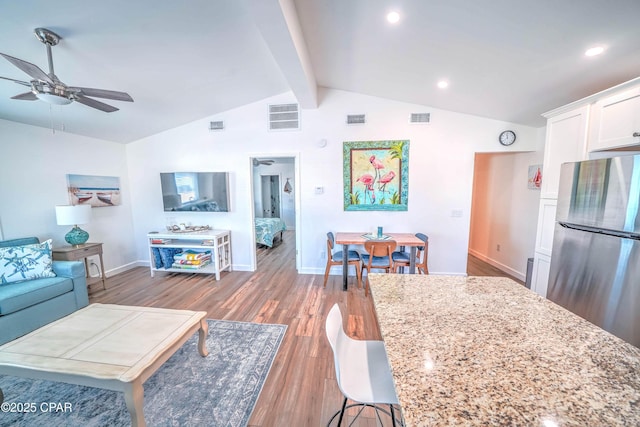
top-left (392, 233), bottom-right (429, 274)
top-left (324, 232), bottom-right (362, 289)
top-left (361, 240), bottom-right (397, 296)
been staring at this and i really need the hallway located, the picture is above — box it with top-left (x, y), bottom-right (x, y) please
top-left (467, 253), bottom-right (525, 285)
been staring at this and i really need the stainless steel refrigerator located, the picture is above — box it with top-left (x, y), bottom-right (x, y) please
top-left (548, 154), bottom-right (640, 348)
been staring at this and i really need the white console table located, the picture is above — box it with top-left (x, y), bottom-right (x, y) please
top-left (147, 230), bottom-right (231, 280)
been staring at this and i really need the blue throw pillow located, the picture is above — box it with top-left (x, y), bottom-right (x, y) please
top-left (151, 247), bottom-right (164, 269)
top-left (159, 248), bottom-right (182, 269)
top-left (0, 239), bottom-right (56, 284)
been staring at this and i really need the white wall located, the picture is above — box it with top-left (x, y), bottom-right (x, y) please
top-left (0, 119), bottom-right (136, 275)
top-left (0, 89), bottom-right (542, 277)
top-left (126, 88), bottom-right (540, 275)
top-left (468, 125), bottom-right (545, 280)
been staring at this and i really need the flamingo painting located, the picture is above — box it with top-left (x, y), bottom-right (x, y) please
top-left (357, 174), bottom-right (376, 203)
top-left (344, 140), bottom-right (409, 211)
top-left (356, 152), bottom-right (396, 204)
top-left (369, 154), bottom-right (385, 183)
top-left (378, 170), bottom-right (396, 192)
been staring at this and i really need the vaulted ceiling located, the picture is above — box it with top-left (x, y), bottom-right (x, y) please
top-left (0, 0), bottom-right (638, 143)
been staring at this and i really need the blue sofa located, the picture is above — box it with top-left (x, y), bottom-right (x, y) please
top-left (0, 237), bottom-right (89, 345)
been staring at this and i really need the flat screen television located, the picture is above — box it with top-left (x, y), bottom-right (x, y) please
top-left (160, 172), bottom-right (230, 212)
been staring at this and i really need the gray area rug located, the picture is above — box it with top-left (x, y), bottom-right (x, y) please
top-left (0, 319), bottom-right (286, 427)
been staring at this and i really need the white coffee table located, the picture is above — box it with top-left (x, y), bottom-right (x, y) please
top-left (0, 303), bottom-right (208, 426)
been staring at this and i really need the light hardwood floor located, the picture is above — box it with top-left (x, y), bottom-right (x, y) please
top-left (90, 231), bottom-right (381, 426)
top-left (89, 233), bottom-right (524, 426)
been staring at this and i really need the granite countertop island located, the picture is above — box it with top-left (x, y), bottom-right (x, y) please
top-left (368, 274), bottom-right (640, 426)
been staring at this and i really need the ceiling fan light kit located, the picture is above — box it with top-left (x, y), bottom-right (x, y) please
top-left (36, 92), bottom-right (72, 105)
top-left (0, 27), bottom-right (133, 112)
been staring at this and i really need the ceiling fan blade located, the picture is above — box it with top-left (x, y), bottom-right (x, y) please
top-left (11, 92), bottom-right (38, 100)
top-left (0, 53), bottom-right (53, 85)
top-left (70, 87), bottom-right (133, 102)
top-left (74, 94), bottom-right (119, 112)
top-left (0, 76), bottom-right (31, 87)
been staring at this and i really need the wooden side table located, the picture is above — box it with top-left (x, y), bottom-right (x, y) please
top-left (52, 242), bottom-right (106, 290)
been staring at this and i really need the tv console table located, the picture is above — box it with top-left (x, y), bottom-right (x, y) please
top-left (147, 230), bottom-right (231, 280)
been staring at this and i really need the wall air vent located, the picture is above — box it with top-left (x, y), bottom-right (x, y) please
top-left (409, 113), bottom-right (431, 124)
top-left (346, 114), bottom-right (366, 125)
top-left (269, 103), bottom-right (300, 131)
top-left (209, 121), bottom-right (224, 131)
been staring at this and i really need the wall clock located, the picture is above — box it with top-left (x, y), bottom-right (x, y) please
top-left (499, 130), bottom-right (516, 146)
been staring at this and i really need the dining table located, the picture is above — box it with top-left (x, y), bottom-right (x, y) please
top-left (334, 232), bottom-right (425, 291)
top-left (368, 273), bottom-right (640, 426)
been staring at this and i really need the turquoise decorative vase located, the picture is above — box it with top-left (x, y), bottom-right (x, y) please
top-left (65, 226), bottom-right (89, 246)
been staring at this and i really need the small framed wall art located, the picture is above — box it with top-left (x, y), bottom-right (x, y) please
top-left (67, 174), bottom-right (121, 207)
top-left (528, 165), bottom-right (542, 190)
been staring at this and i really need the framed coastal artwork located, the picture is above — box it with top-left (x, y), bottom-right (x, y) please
top-left (343, 140), bottom-right (409, 211)
top-left (67, 174), bottom-right (121, 207)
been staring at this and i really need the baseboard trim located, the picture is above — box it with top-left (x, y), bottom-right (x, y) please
top-left (298, 267), bottom-right (358, 275)
top-left (115, 260), bottom-right (253, 274)
top-left (468, 249), bottom-right (525, 281)
top-left (107, 262), bottom-right (470, 278)
top-left (105, 261), bottom-right (143, 278)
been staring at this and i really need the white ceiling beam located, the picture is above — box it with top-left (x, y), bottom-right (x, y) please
top-left (240, 0), bottom-right (318, 109)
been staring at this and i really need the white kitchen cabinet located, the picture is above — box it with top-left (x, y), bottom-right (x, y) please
top-left (534, 199), bottom-right (557, 257)
top-left (531, 199), bottom-right (556, 298)
top-left (532, 77), bottom-right (640, 300)
top-left (541, 105), bottom-right (590, 199)
top-left (531, 253), bottom-right (551, 297)
top-left (588, 85), bottom-right (640, 152)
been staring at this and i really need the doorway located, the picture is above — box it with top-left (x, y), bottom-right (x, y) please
top-left (250, 155), bottom-right (299, 271)
top-left (468, 151), bottom-right (538, 284)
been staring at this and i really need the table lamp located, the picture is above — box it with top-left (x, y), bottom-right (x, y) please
top-left (55, 205), bottom-right (92, 246)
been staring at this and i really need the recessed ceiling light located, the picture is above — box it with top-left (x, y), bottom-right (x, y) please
top-left (585, 46), bottom-right (605, 57)
top-left (437, 80), bottom-right (449, 89)
top-left (387, 11), bottom-right (400, 24)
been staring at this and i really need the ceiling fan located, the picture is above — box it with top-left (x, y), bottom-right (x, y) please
top-left (253, 158), bottom-right (275, 166)
top-left (0, 27), bottom-right (133, 112)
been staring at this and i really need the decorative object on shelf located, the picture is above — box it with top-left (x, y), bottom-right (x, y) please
top-left (528, 165), bottom-right (543, 189)
top-left (150, 238), bottom-right (172, 244)
top-left (283, 178), bottom-right (292, 194)
top-left (66, 174), bottom-right (121, 207)
top-left (343, 140), bottom-right (410, 211)
top-left (166, 224), bottom-right (212, 233)
top-left (55, 204), bottom-right (91, 246)
top-left (499, 130), bottom-right (516, 146)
